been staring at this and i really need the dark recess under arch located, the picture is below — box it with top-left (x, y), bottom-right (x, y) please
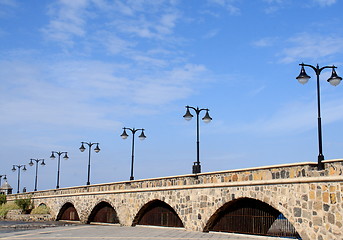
top-left (87, 201), bottom-right (119, 224)
top-left (133, 200), bottom-right (184, 228)
top-left (56, 202), bottom-right (80, 221)
top-left (204, 198), bottom-right (301, 239)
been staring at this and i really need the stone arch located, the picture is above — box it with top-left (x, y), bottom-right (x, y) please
top-left (132, 199), bottom-right (184, 228)
top-left (204, 197), bottom-right (300, 239)
top-left (87, 201), bottom-right (119, 224)
top-left (56, 202), bottom-right (80, 221)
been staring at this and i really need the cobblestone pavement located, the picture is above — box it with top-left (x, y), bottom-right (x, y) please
top-left (0, 224), bottom-right (290, 240)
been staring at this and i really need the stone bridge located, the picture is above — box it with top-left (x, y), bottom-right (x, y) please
top-left (7, 159), bottom-right (343, 240)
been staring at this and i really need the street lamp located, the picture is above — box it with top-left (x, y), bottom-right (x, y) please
top-left (29, 158), bottom-right (45, 191)
top-left (120, 127), bottom-right (146, 180)
top-left (183, 105), bottom-right (212, 174)
top-left (0, 175), bottom-right (7, 186)
top-left (11, 165), bottom-right (27, 193)
top-left (50, 151), bottom-right (69, 189)
top-left (79, 142), bottom-right (100, 185)
top-left (296, 63), bottom-right (342, 170)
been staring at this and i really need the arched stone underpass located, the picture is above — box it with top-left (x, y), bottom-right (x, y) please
top-left (133, 199), bottom-right (184, 228)
top-left (204, 198), bottom-right (301, 239)
top-left (56, 202), bottom-right (80, 221)
top-left (87, 201), bottom-right (119, 224)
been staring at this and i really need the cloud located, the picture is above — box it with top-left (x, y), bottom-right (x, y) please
top-left (207, 0), bottom-right (241, 15)
top-left (97, 32), bottom-right (136, 55)
top-left (262, 0), bottom-right (285, 13)
top-left (313, 0), bottom-right (336, 7)
top-left (252, 37), bottom-right (278, 47)
top-left (280, 33), bottom-right (343, 63)
top-left (0, 0), bottom-right (18, 18)
top-left (112, 11), bottom-right (180, 40)
top-left (203, 29), bottom-right (220, 39)
top-left (41, 0), bottom-right (183, 64)
top-left (0, 0), bottom-right (17, 7)
top-left (214, 93), bottom-right (343, 138)
top-left (247, 86), bottom-right (266, 97)
top-left (0, 55), bottom-right (209, 131)
top-left (42, 0), bottom-right (89, 47)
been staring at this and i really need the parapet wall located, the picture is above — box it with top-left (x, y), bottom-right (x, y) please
top-left (8, 159), bottom-right (343, 200)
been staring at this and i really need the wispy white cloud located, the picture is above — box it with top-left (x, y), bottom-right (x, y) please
top-left (112, 10), bottom-right (180, 40)
top-left (280, 33), bottom-right (343, 63)
top-left (0, 0), bottom-right (17, 18)
top-left (42, 0), bottom-right (181, 44)
top-left (214, 96), bottom-right (343, 137)
top-left (96, 31), bottom-right (136, 55)
top-left (203, 29), bottom-right (220, 39)
top-left (41, 0), bottom-right (183, 67)
top-left (262, 0), bottom-right (285, 13)
top-left (0, 55), bottom-right (209, 132)
top-left (0, 0), bottom-right (16, 7)
top-left (252, 37), bottom-right (278, 47)
top-left (313, 0), bottom-right (337, 7)
top-left (247, 86), bottom-right (266, 97)
top-left (42, 0), bottom-right (89, 47)
top-left (207, 0), bottom-right (241, 15)
top-left (255, 33), bottom-right (343, 64)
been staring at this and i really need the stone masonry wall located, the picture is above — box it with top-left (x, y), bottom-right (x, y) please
top-left (7, 159), bottom-right (343, 240)
top-left (5, 209), bottom-right (53, 222)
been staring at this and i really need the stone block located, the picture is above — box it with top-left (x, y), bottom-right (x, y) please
top-left (329, 185), bottom-right (336, 192)
top-left (322, 192), bottom-right (329, 203)
top-left (328, 213), bottom-right (335, 224)
top-left (294, 207), bottom-right (302, 217)
top-left (313, 217), bottom-right (323, 226)
top-left (309, 191), bottom-right (315, 200)
top-left (330, 193), bottom-right (337, 204)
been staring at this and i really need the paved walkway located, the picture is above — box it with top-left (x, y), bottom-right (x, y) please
top-left (0, 224), bottom-right (292, 240)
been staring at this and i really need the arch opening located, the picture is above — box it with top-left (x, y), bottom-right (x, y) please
top-left (87, 201), bottom-right (119, 224)
top-left (56, 202), bottom-right (80, 221)
top-left (133, 200), bottom-right (184, 228)
top-left (205, 198), bottom-right (301, 239)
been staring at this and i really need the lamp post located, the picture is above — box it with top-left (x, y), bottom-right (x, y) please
top-left (29, 158), bottom-right (45, 191)
top-left (120, 127), bottom-right (146, 180)
top-left (50, 151), bottom-right (69, 189)
top-left (79, 142), bottom-right (100, 185)
top-left (183, 105), bottom-right (212, 174)
top-left (11, 165), bottom-right (26, 193)
top-left (0, 175), bottom-right (7, 186)
top-left (296, 63), bottom-right (342, 170)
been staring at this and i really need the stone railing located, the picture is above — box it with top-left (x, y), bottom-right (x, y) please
top-left (7, 159), bottom-right (343, 201)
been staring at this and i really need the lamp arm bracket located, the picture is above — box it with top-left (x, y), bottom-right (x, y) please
top-left (300, 63), bottom-right (336, 75)
top-left (186, 106), bottom-right (209, 115)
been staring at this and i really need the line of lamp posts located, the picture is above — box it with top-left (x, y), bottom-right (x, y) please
top-left (6, 63), bottom-right (342, 193)
top-left (7, 106), bottom-right (212, 194)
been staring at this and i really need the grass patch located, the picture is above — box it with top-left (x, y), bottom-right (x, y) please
top-left (0, 202), bottom-right (20, 216)
top-left (31, 204), bottom-right (50, 214)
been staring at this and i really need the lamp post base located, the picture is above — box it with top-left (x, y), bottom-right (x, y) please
top-left (192, 163), bottom-right (201, 174)
top-left (318, 154), bottom-right (325, 170)
top-left (130, 176), bottom-right (134, 181)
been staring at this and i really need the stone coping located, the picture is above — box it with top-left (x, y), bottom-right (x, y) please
top-left (7, 159), bottom-right (343, 199)
top-left (26, 161), bottom-right (319, 192)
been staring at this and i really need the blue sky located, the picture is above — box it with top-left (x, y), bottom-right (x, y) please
top-left (1, 0), bottom-right (343, 192)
